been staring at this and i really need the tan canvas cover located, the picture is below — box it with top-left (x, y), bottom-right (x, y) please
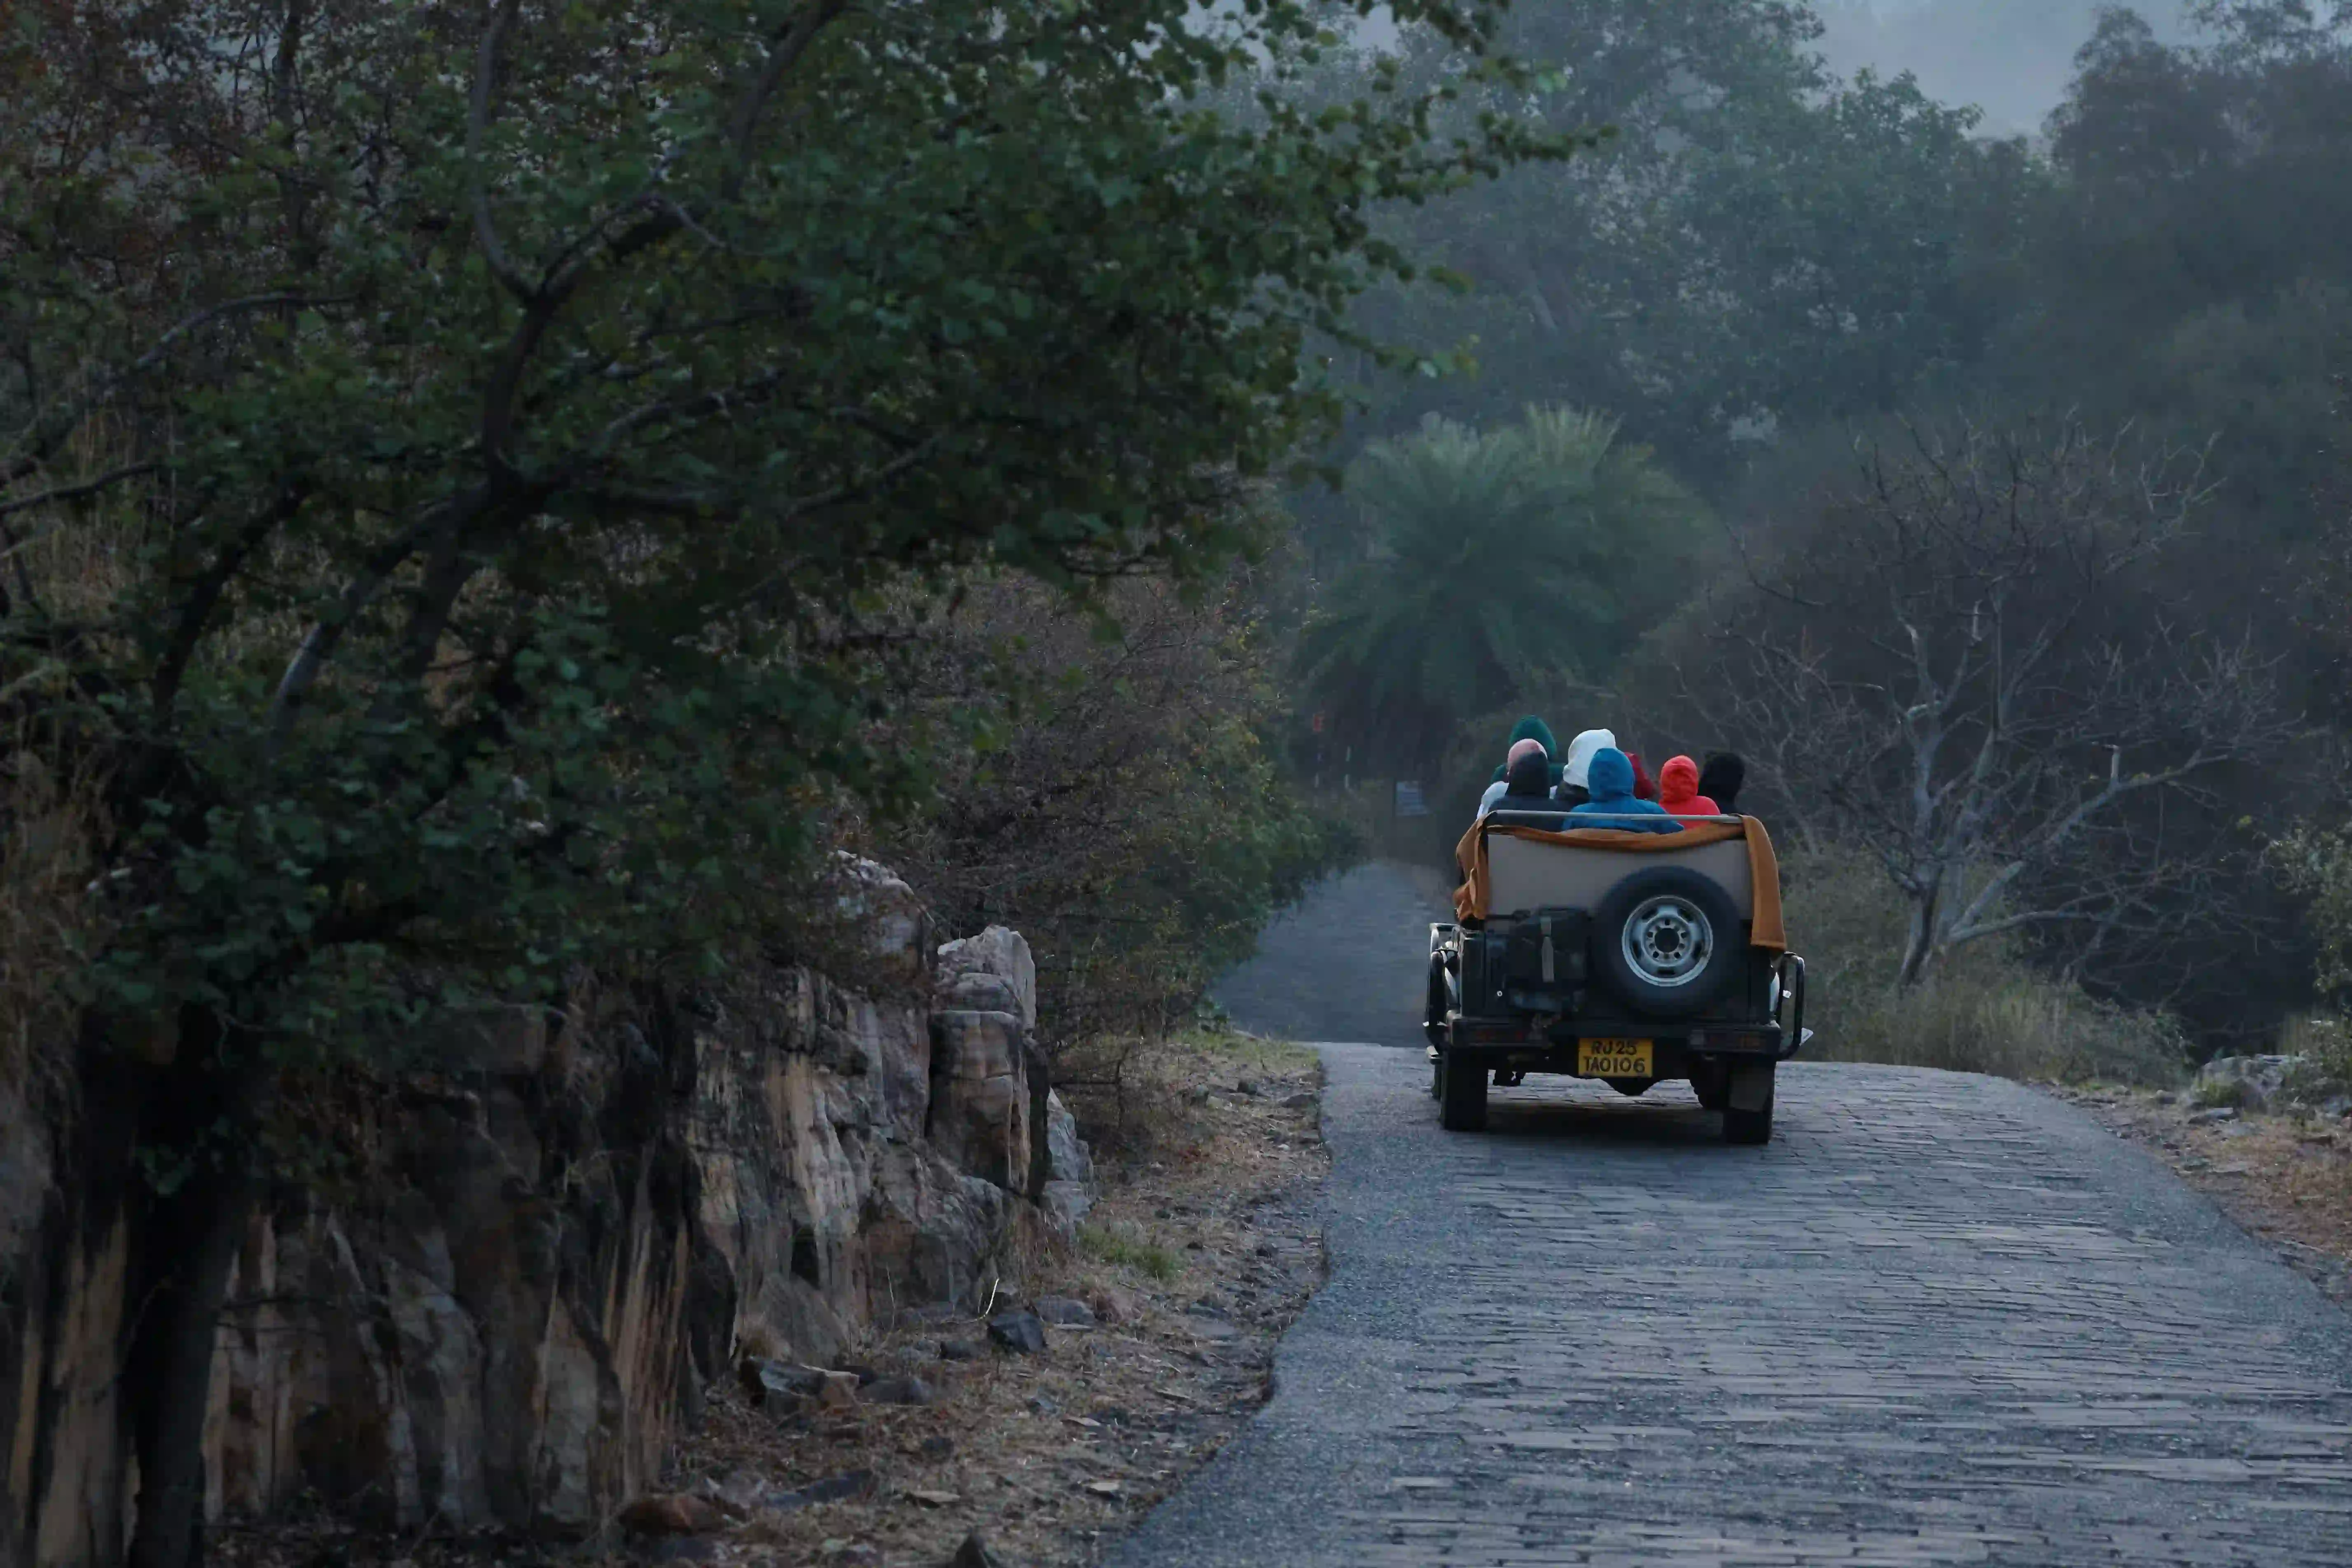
top-left (1453, 816), bottom-right (1787, 952)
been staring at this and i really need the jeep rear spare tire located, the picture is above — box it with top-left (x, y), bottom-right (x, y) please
top-left (1593, 865), bottom-right (1742, 1018)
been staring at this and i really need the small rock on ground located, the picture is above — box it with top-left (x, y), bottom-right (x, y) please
top-left (768, 1470), bottom-right (876, 1513)
top-left (1033, 1295), bottom-right (1096, 1327)
top-left (617, 1494), bottom-right (724, 1537)
top-left (948, 1531), bottom-right (1011, 1568)
top-left (862, 1374), bottom-right (937, 1406)
top-left (988, 1310), bottom-right (1048, 1354)
top-left (939, 1338), bottom-right (981, 1361)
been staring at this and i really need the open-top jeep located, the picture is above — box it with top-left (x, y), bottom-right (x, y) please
top-left (1427, 810), bottom-right (1810, 1144)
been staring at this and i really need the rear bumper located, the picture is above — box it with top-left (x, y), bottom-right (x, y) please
top-left (1442, 1020), bottom-right (1792, 1077)
top-left (1440, 953), bottom-right (1809, 1078)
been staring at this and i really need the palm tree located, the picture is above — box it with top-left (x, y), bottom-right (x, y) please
top-left (1296, 406), bottom-right (1705, 774)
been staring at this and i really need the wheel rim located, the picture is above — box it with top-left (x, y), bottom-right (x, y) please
top-left (1620, 895), bottom-right (1714, 988)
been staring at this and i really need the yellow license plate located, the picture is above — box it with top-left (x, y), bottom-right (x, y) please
top-left (1578, 1038), bottom-right (1654, 1076)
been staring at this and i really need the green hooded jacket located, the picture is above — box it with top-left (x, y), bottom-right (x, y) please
top-left (1489, 715), bottom-right (1566, 785)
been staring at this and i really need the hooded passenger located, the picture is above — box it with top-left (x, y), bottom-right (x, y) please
top-left (1657, 755), bottom-right (1720, 816)
top-left (1476, 737), bottom-right (1547, 815)
top-left (1568, 748), bottom-right (1681, 834)
top-left (1557, 727), bottom-right (1616, 807)
top-left (1697, 752), bottom-right (1747, 814)
top-left (1488, 715), bottom-right (1565, 787)
top-left (1479, 742), bottom-right (1558, 818)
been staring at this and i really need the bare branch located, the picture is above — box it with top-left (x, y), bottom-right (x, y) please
top-left (0, 462), bottom-right (157, 522)
top-left (468, 0), bottom-right (533, 305)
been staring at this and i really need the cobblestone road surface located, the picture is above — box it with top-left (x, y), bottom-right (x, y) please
top-left (1139, 863), bottom-right (2352, 1566)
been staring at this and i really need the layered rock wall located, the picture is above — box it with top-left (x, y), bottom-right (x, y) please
top-left (0, 865), bottom-right (1081, 1562)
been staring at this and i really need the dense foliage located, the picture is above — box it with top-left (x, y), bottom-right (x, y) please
top-left (1295, 0), bottom-right (2352, 1052)
top-left (0, 4), bottom-right (1566, 1561)
top-left (1295, 407), bottom-right (1705, 772)
top-left (877, 568), bottom-right (1353, 1052)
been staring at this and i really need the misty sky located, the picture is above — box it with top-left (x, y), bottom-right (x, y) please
top-left (1341, 2), bottom-right (2202, 140)
top-left (1814, 0), bottom-right (2197, 136)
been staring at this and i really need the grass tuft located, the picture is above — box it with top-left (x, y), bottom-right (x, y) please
top-left (1078, 1221), bottom-right (1181, 1281)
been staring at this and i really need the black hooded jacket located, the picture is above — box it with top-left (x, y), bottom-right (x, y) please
top-left (1697, 752), bottom-right (1747, 813)
top-left (1485, 751), bottom-right (1561, 816)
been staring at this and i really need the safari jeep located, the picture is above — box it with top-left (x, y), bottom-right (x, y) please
top-left (1426, 809), bottom-right (1810, 1144)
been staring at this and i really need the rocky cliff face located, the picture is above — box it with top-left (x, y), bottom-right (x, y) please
top-left (0, 862), bottom-right (1087, 1563)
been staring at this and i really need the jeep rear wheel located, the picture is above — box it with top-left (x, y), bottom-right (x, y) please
top-left (1722, 1062), bottom-right (1775, 1145)
top-left (1439, 1052), bottom-right (1488, 1131)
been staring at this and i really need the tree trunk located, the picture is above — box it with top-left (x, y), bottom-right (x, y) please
top-left (125, 1160), bottom-right (257, 1568)
top-left (1897, 882), bottom-right (1941, 987)
top-left (124, 1009), bottom-right (269, 1568)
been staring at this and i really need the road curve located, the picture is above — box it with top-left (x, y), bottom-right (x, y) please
top-left (1144, 864), bottom-right (2352, 1566)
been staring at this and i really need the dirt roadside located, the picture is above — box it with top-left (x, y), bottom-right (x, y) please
top-left (2054, 1087), bottom-right (2352, 1307)
top-left (212, 1029), bottom-right (1329, 1568)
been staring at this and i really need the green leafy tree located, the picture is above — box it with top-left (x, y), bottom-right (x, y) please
top-left (0, 3), bottom-right (1567, 1560)
top-left (1316, 1), bottom-right (2039, 480)
top-left (1296, 407), bottom-right (1704, 772)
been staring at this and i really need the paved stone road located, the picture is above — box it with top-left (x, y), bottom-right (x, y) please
top-left (1135, 862), bottom-right (2352, 1566)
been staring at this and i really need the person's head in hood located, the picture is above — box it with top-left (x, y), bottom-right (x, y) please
top-left (1562, 729), bottom-right (1616, 790)
top-left (1502, 748), bottom-right (1553, 802)
top-left (1569, 747), bottom-right (1680, 832)
top-left (1584, 746), bottom-right (1637, 803)
top-left (1658, 755), bottom-right (1719, 816)
top-left (1698, 752), bottom-right (1747, 813)
top-left (1492, 715), bottom-right (1564, 784)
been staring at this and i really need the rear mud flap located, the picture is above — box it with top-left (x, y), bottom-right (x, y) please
top-left (1728, 1062), bottom-right (1774, 1112)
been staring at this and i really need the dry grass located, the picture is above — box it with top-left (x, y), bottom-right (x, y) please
top-left (1788, 848), bottom-right (2189, 1088)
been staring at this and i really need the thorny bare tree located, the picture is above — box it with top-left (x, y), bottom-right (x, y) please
top-left (1676, 420), bottom-right (2294, 986)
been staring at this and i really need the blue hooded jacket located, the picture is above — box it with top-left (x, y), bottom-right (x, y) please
top-left (1569, 748), bottom-right (1681, 834)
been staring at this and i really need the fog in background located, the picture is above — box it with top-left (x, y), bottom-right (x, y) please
top-left (1348, 2), bottom-right (2199, 137)
top-left (1815, 0), bottom-right (2197, 134)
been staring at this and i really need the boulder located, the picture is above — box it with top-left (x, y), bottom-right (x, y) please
top-left (1040, 1180), bottom-right (1095, 1233)
top-left (0, 862), bottom-right (1046, 1551)
top-left (937, 927), bottom-right (1037, 1034)
top-left (1045, 1090), bottom-right (1095, 1187)
top-left (930, 1010), bottom-right (1033, 1193)
top-left (2195, 1054), bottom-right (2305, 1114)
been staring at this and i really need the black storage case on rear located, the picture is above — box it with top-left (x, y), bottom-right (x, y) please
top-left (1497, 907), bottom-right (1589, 1011)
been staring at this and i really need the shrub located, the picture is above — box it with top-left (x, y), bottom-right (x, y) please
top-left (1788, 847), bottom-right (2188, 1087)
top-left (876, 570), bottom-right (1355, 1054)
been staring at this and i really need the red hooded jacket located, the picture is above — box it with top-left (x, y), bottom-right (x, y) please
top-left (1657, 755), bottom-right (1720, 816)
